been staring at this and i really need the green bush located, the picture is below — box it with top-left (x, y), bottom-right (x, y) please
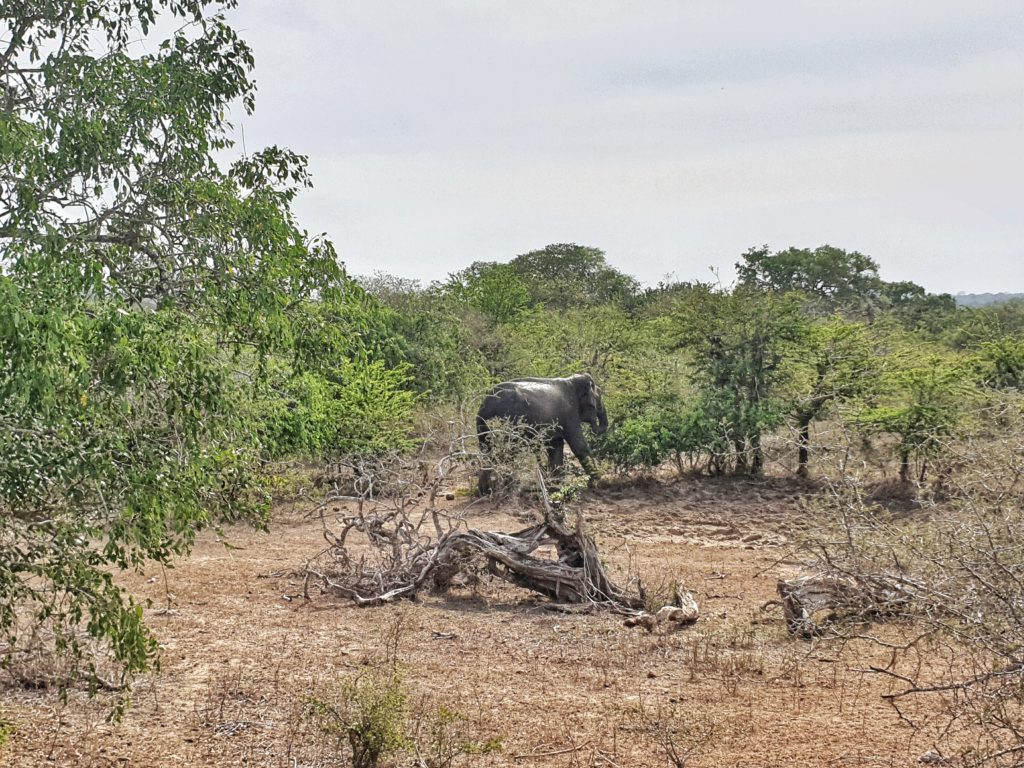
top-left (855, 357), bottom-right (973, 482)
top-left (597, 406), bottom-right (724, 475)
top-left (304, 670), bottom-right (409, 768)
top-left (974, 338), bottom-right (1024, 390)
top-left (259, 359), bottom-right (416, 460)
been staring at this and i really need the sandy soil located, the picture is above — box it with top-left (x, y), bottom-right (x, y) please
top-left (1, 476), bottom-right (962, 767)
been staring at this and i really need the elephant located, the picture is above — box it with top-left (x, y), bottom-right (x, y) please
top-left (476, 373), bottom-right (608, 494)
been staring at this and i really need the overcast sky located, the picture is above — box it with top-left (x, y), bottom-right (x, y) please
top-left (222, 1), bottom-right (1023, 294)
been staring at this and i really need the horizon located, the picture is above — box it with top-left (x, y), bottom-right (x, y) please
top-left (349, 243), bottom-right (1024, 298)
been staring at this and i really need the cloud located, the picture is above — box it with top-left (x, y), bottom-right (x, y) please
top-left (222, 1), bottom-right (1024, 293)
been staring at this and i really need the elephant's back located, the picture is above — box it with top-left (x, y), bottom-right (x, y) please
top-left (477, 382), bottom-right (523, 419)
top-left (477, 380), bottom-right (568, 425)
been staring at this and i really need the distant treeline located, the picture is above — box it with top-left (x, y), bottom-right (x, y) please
top-left (955, 292), bottom-right (1024, 307)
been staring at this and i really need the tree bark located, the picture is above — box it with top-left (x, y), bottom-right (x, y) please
top-left (796, 415), bottom-right (811, 478)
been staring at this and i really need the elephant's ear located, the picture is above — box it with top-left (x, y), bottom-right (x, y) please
top-left (572, 373), bottom-right (598, 406)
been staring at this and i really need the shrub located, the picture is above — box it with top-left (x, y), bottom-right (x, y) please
top-left (597, 405), bottom-right (725, 475)
top-left (304, 669), bottom-right (409, 768)
top-left (259, 359), bottom-right (417, 460)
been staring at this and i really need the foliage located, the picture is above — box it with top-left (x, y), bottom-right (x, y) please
top-left (597, 406), bottom-right (715, 474)
top-left (973, 338), bottom-right (1024, 390)
top-left (0, 713), bottom-right (12, 747)
top-left (290, 290), bottom-right (408, 375)
top-left (949, 299), bottom-right (1024, 349)
top-left (445, 261), bottom-right (531, 325)
top-left (788, 317), bottom-right (882, 475)
top-left (509, 243), bottom-right (639, 309)
top-left (855, 356), bottom-right (973, 482)
top-left (502, 304), bottom-right (643, 386)
top-left (736, 244), bottom-right (883, 315)
top-left (880, 280), bottom-right (960, 336)
top-left (672, 286), bottom-right (809, 474)
top-left (0, 0), bottom-right (415, 701)
top-left (411, 704), bottom-right (504, 768)
top-left (258, 359), bottom-right (416, 460)
top-left (0, 288), bottom-right (269, 698)
top-left (304, 669), bottom-right (409, 768)
top-left (361, 273), bottom-right (491, 398)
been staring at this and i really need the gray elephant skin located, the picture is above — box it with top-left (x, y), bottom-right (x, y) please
top-left (476, 373), bottom-right (608, 494)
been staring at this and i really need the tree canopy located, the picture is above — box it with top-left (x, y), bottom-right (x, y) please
top-left (736, 245), bottom-right (883, 315)
top-left (0, 0), bottom-right (414, 702)
top-left (508, 243), bottom-right (639, 309)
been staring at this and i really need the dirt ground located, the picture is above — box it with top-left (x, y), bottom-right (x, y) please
top-left (1, 476), bottom-right (966, 767)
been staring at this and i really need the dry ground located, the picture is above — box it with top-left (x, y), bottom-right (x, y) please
top-left (1, 476), bottom-right (965, 767)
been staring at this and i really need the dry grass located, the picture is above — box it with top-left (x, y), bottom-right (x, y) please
top-left (0, 475), bottom-right (983, 767)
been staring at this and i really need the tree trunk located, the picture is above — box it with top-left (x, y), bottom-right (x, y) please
top-left (797, 416), bottom-right (811, 478)
top-left (750, 432), bottom-right (764, 475)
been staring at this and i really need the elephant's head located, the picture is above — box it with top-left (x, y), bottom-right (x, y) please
top-left (572, 373), bottom-right (608, 435)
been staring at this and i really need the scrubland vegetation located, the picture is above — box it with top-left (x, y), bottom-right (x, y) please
top-left (1, 2), bottom-right (1022, 766)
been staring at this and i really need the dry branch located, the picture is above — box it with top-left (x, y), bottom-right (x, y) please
top-left (308, 514), bottom-right (645, 611)
top-left (303, 432), bottom-right (646, 613)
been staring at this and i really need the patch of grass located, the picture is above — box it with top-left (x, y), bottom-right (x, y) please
top-left (0, 713), bottom-right (15, 748)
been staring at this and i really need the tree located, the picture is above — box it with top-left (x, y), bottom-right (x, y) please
top-left (445, 261), bottom-right (530, 325)
top-left (503, 305), bottom-right (642, 385)
top-left (973, 338), bottom-right (1024, 390)
top-left (880, 280), bottom-right (959, 336)
top-left (509, 243), bottom-right (638, 309)
top-left (788, 318), bottom-right (880, 477)
top-left (0, 0), bottom-right (368, 702)
top-left (361, 273), bottom-right (491, 398)
top-left (673, 286), bottom-right (808, 474)
top-left (736, 245), bottom-right (883, 316)
top-left (856, 356), bottom-right (972, 483)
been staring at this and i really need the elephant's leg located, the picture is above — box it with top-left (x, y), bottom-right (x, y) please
top-left (546, 437), bottom-right (565, 473)
top-left (564, 427), bottom-right (600, 484)
top-left (477, 424), bottom-right (493, 495)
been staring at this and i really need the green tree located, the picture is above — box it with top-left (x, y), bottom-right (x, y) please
top-left (445, 261), bottom-right (531, 325)
top-left (880, 280), bottom-right (959, 336)
top-left (674, 286), bottom-right (808, 474)
top-left (973, 338), bottom-right (1024, 390)
top-left (509, 243), bottom-right (638, 309)
top-left (501, 304), bottom-right (647, 400)
top-left (361, 273), bottom-right (491, 398)
top-left (946, 298), bottom-right (1024, 349)
top-left (0, 0), bottom-right (378, 702)
top-left (856, 356), bottom-right (972, 483)
top-left (789, 318), bottom-right (880, 476)
top-left (736, 245), bottom-right (883, 316)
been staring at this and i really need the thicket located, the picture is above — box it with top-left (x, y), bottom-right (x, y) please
top-left (359, 243), bottom-right (1020, 483)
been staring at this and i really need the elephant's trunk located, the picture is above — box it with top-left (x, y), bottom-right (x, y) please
top-left (594, 399), bottom-right (609, 434)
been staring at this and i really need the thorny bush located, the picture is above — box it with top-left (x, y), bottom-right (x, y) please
top-left (795, 396), bottom-right (1024, 767)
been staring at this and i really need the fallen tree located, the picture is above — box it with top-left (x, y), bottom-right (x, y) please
top-left (301, 440), bottom-right (668, 616)
top-left (306, 512), bottom-right (644, 611)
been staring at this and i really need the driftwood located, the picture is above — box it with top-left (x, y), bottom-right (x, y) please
top-left (306, 510), bottom-right (646, 612)
top-left (623, 598), bottom-right (700, 633)
top-left (775, 572), bottom-right (920, 637)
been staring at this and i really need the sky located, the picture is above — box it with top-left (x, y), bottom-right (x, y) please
top-left (221, 1), bottom-right (1023, 294)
